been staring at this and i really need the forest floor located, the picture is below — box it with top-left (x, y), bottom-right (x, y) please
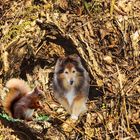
top-left (0, 0), bottom-right (140, 140)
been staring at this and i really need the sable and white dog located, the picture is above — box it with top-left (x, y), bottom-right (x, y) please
top-left (53, 55), bottom-right (90, 120)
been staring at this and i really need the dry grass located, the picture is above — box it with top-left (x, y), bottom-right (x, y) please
top-left (0, 0), bottom-right (140, 139)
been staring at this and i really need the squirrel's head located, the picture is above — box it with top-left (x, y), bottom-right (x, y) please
top-left (32, 86), bottom-right (45, 99)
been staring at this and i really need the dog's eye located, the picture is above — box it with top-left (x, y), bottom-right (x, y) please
top-left (72, 70), bottom-right (76, 73)
top-left (65, 71), bottom-right (68, 74)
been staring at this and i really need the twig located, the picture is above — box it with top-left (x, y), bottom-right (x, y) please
top-left (110, 0), bottom-right (115, 16)
top-left (125, 76), bottom-right (140, 95)
top-left (119, 126), bottom-right (136, 139)
top-left (1, 50), bottom-right (9, 72)
top-left (116, 64), bottom-right (124, 96)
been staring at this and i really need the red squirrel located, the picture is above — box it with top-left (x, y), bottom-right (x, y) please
top-left (53, 55), bottom-right (90, 120)
top-left (2, 78), bottom-right (44, 120)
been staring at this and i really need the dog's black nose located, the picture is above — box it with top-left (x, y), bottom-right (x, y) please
top-left (70, 80), bottom-right (74, 85)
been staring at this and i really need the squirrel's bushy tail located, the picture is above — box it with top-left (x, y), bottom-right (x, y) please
top-left (3, 78), bottom-right (30, 116)
top-left (6, 78), bottom-right (30, 94)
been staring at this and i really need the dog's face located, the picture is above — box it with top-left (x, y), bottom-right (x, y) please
top-left (59, 63), bottom-right (79, 88)
top-left (54, 55), bottom-right (85, 90)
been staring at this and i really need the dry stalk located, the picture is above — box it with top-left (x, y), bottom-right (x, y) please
top-left (1, 49), bottom-right (9, 72)
top-left (125, 76), bottom-right (140, 95)
top-left (119, 126), bottom-right (136, 139)
top-left (116, 64), bottom-right (130, 131)
top-left (0, 2), bottom-right (18, 20)
top-left (110, 0), bottom-right (115, 16)
top-left (116, 64), bottom-right (124, 96)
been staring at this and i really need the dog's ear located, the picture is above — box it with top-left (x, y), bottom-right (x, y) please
top-left (57, 57), bottom-right (64, 63)
top-left (56, 56), bottom-right (66, 66)
top-left (54, 57), bottom-right (65, 73)
top-left (70, 54), bottom-right (81, 62)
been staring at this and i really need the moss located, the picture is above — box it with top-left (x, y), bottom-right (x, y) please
top-left (3, 21), bottom-right (32, 41)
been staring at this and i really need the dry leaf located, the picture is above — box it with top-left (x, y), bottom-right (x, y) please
top-left (61, 118), bottom-right (77, 132)
top-left (103, 55), bottom-right (113, 64)
top-left (96, 79), bottom-right (104, 87)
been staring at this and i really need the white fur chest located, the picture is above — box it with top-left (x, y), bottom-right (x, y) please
top-left (65, 89), bottom-right (75, 106)
top-left (25, 108), bottom-right (34, 118)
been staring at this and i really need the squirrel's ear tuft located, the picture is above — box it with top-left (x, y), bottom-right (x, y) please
top-left (33, 86), bottom-right (44, 96)
top-left (33, 86), bottom-right (37, 91)
top-left (33, 86), bottom-right (40, 93)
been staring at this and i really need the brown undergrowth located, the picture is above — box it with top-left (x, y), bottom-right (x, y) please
top-left (0, 0), bottom-right (140, 139)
